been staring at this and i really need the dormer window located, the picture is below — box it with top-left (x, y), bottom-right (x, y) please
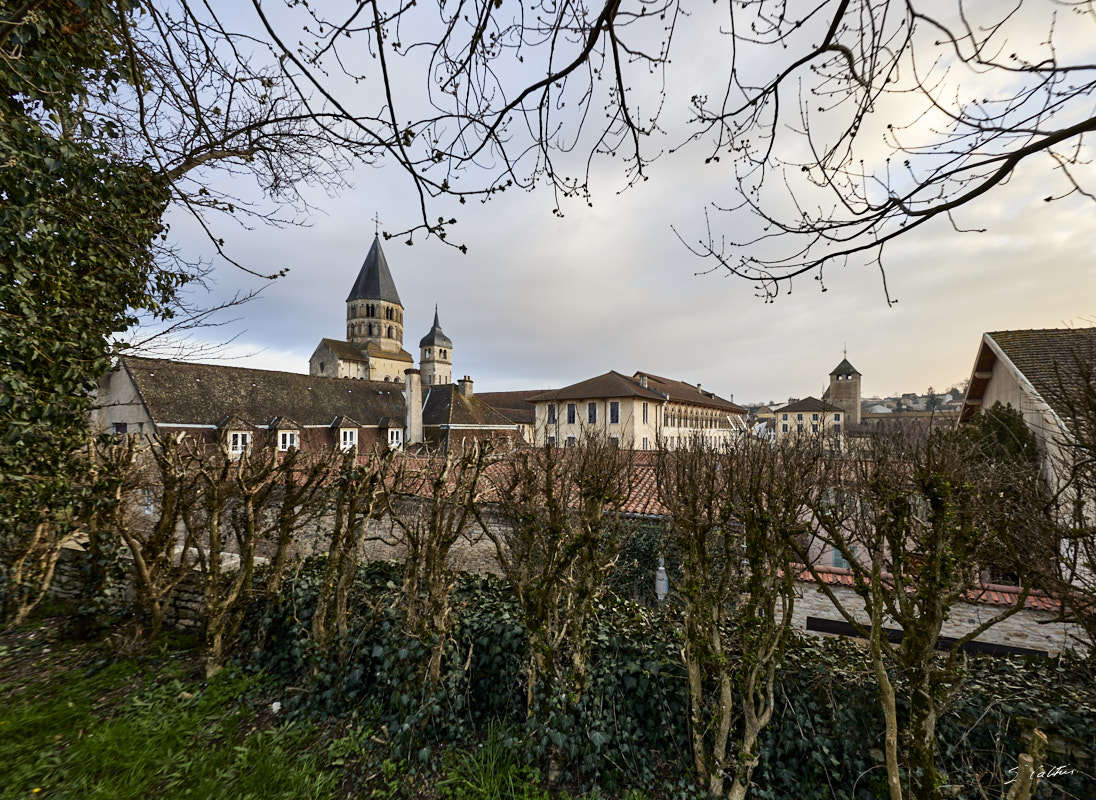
top-left (388, 429), bottom-right (402, 448)
top-left (279, 431), bottom-right (298, 451)
top-left (340, 429), bottom-right (357, 450)
top-left (229, 432), bottom-right (250, 456)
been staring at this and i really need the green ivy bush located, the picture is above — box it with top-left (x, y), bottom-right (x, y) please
top-left (241, 559), bottom-right (1096, 797)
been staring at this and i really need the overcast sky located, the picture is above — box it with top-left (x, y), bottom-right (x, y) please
top-left (148, 2), bottom-right (1096, 406)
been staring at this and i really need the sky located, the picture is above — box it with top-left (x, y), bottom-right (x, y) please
top-left (145, 2), bottom-right (1096, 406)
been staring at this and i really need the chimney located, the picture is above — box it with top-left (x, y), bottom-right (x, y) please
top-left (404, 369), bottom-right (423, 445)
top-left (458, 375), bottom-right (474, 398)
top-left (638, 374), bottom-right (648, 389)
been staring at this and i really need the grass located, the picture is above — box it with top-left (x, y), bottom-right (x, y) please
top-left (0, 611), bottom-right (661, 800)
top-left (0, 622), bottom-right (343, 800)
top-left (437, 726), bottom-right (548, 800)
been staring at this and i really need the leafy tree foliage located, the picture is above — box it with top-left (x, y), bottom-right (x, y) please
top-left (0, 1), bottom-right (182, 627)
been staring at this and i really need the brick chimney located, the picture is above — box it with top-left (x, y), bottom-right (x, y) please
top-left (458, 375), bottom-right (474, 398)
top-left (404, 369), bottom-right (423, 445)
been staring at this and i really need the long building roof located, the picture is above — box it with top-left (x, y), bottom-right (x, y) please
top-left (526, 370), bottom-right (746, 414)
top-left (116, 356), bottom-right (406, 429)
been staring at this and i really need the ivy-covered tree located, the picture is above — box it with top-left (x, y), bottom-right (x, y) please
top-left (0, 1), bottom-right (182, 627)
top-left (656, 434), bottom-right (821, 800)
top-left (478, 433), bottom-right (637, 780)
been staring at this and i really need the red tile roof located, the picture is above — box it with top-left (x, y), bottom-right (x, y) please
top-left (795, 564), bottom-right (1059, 611)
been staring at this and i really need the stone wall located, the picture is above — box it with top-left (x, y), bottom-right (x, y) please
top-left (47, 521), bottom-right (1092, 656)
top-left (50, 540), bottom-right (237, 630)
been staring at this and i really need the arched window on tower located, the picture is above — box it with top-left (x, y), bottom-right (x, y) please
top-left (387, 326), bottom-right (394, 338)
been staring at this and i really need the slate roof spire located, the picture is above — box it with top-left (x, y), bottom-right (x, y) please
top-left (830, 358), bottom-right (861, 377)
top-left (346, 235), bottom-right (402, 305)
top-left (419, 305), bottom-right (453, 348)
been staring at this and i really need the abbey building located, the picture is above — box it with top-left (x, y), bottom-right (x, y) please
top-left (309, 236), bottom-right (453, 385)
top-left (93, 236), bottom-right (517, 452)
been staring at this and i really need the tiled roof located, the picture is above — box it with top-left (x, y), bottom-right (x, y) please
top-left (422, 385), bottom-right (517, 428)
top-left (776, 396), bottom-right (844, 414)
top-left (526, 370), bottom-right (746, 414)
top-left (527, 371), bottom-right (667, 403)
top-left (477, 390), bottom-right (547, 425)
top-left (796, 564), bottom-right (1058, 611)
top-left (830, 358), bottom-right (861, 377)
top-left (118, 356), bottom-right (406, 429)
top-left (623, 462), bottom-right (666, 516)
top-left (347, 235), bottom-right (402, 305)
top-left (964, 328), bottom-right (1096, 426)
top-left (362, 340), bottom-right (415, 363)
top-left (634, 371), bottom-right (747, 413)
top-left (318, 338), bottom-right (366, 362)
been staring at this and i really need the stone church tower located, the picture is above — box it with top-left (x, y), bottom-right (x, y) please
top-left (825, 357), bottom-right (862, 425)
top-left (309, 236), bottom-right (414, 382)
top-left (419, 306), bottom-right (453, 386)
top-left (346, 235), bottom-right (404, 349)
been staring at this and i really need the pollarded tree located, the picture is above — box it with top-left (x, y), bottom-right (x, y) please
top-left (385, 441), bottom-right (493, 684)
top-left (799, 427), bottom-right (1055, 800)
top-left (477, 433), bottom-right (638, 735)
top-left (656, 434), bottom-right (822, 800)
top-left (311, 446), bottom-right (394, 651)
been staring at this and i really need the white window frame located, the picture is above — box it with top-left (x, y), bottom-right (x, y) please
top-left (388, 428), bottom-right (403, 448)
top-left (279, 431), bottom-right (298, 451)
top-left (340, 428), bottom-right (357, 450)
top-left (642, 403), bottom-right (649, 424)
top-left (229, 431), bottom-right (251, 456)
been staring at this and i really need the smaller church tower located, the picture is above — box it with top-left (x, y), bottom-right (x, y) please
top-left (826, 357), bottom-right (862, 426)
top-left (419, 307), bottom-right (453, 386)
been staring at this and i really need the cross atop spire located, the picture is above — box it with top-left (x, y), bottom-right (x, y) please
top-left (372, 212), bottom-right (381, 236)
